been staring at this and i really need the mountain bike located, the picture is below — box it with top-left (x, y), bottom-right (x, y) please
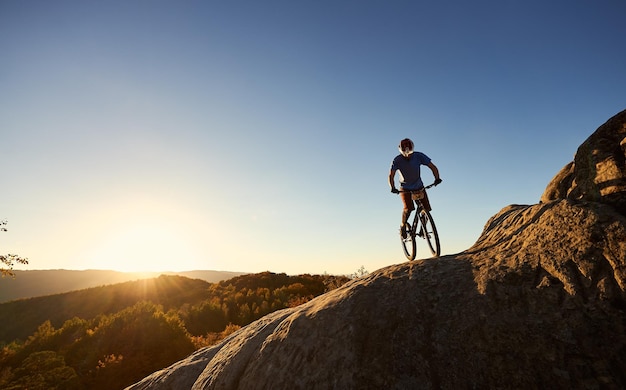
top-left (398, 183), bottom-right (440, 260)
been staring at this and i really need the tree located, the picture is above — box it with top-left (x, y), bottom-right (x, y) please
top-left (350, 265), bottom-right (369, 279)
top-left (2, 350), bottom-right (79, 390)
top-left (1, 220), bottom-right (28, 277)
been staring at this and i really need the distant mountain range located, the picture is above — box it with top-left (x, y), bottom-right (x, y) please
top-left (0, 269), bottom-right (246, 303)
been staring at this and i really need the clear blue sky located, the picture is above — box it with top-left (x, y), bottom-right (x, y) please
top-left (2, 0), bottom-right (625, 275)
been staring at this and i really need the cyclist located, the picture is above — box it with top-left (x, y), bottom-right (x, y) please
top-left (389, 138), bottom-right (442, 238)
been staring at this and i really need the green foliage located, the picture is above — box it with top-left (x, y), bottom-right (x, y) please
top-left (179, 272), bottom-right (349, 335)
top-left (72, 302), bottom-right (195, 390)
top-left (0, 220), bottom-right (28, 278)
top-left (1, 351), bottom-right (80, 390)
top-left (183, 299), bottom-right (228, 334)
top-left (0, 275), bottom-right (212, 342)
top-left (0, 272), bottom-right (350, 389)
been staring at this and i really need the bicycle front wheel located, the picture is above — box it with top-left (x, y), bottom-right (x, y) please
top-left (400, 223), bottom-right (417, 261)
top-left (419, 210), bottom-right (440, 257)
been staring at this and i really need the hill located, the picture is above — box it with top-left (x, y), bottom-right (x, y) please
top-left (0, 269), bottom-right (245, 303)
top-left (0, 271), bottom-right (350, 389)
top-left (0, 274), bottom-right (212, 343)
top-left (128, 109), bottom-right (626, 389)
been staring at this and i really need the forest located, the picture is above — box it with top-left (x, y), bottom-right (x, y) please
top-left (0, 272), bottom-right (351, 389)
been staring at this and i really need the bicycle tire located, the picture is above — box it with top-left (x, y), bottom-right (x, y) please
top-left (400, 223), bottom-right (417, 260)
top-left (419, 210), bottom-right (440, 257)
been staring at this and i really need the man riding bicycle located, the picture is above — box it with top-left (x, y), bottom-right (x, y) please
top-left (389, 138), bottom-right (442, 238)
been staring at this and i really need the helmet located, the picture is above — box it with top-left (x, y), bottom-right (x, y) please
top-left (398, 138), bottom-right (414, 157)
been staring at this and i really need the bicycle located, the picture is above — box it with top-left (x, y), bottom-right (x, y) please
top-left (397, 183), bottom-right (440, 260)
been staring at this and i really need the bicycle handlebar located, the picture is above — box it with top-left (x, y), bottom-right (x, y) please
top-left (394, 181), bottom-right (440, 193)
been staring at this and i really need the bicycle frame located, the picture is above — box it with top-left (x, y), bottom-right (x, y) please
top-left (397, 183), bottom-right (441, 260)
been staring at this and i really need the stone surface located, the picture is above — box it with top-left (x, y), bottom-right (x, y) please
top-left (128, 110), bottom-right (626, 389)
top-left (542, 108), bottom-right (626, 216)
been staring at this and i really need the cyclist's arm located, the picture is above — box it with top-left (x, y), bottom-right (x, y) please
top-left (388, 169), bottom-right (397, 191)
top-left (427, 162), bottom-right (441, 181)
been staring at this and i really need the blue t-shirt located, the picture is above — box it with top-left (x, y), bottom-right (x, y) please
top-left (390, 152), bottom-right (431, 190)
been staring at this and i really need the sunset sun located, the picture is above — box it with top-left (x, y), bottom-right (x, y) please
top-left (84, 223), bottom-right (201, 273)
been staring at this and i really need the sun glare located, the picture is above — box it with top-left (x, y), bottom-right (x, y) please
top-left (84, 223), bottom-right (200, 272)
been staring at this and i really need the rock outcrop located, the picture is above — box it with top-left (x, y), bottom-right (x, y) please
top-left (542, 108), bottom-right (626, 216)
top-left (128, 110), bottom-right (626, 389)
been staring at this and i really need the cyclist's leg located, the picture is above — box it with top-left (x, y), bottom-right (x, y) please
top-left (420, 191), bottom-right (432, 212)
top-left (400, 191), bottom-right (415, 226)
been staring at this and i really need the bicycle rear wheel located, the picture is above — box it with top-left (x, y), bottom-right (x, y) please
top-left (419, 210), bottom-right (440, 257)
top-left (400, 223), bottom-right (416, 260)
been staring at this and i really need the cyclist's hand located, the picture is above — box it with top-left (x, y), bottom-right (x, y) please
top-left (434, 178), bottom-right (443, 186)
top-left (391, 188), bottom-right (399, 194)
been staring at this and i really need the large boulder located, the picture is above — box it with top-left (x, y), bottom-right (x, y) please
top-left (542, 108), bottom-right (626, 216)
top-left (128, 110), bottom-right (626, 389)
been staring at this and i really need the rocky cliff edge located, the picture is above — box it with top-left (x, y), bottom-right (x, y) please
top-left (128, 109), bottom-right (626, 389)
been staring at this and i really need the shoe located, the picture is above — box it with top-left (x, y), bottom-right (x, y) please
top-left (400, 225), bottom-right (408, 239)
